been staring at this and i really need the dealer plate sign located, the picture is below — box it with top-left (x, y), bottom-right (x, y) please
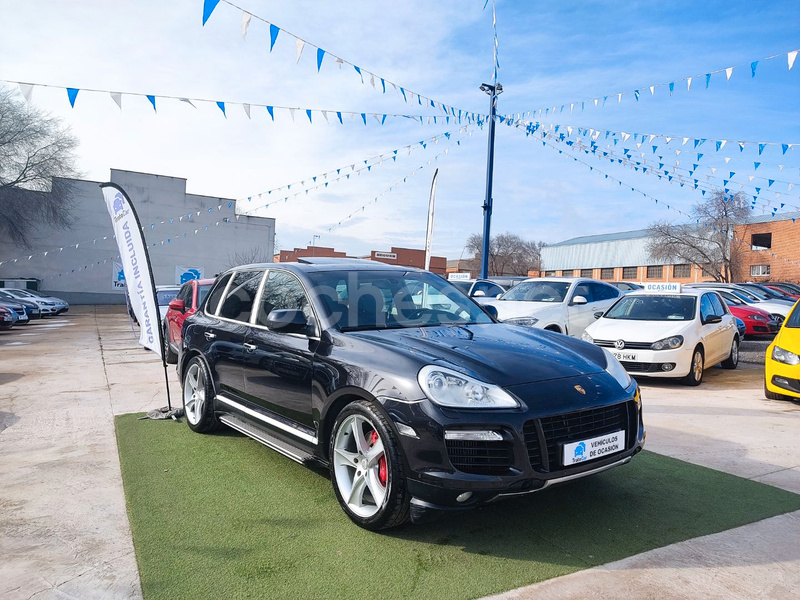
top-left (563, 430), bottom-right (624, 466)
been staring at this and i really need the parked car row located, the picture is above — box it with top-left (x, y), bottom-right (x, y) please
top-left (0, 288), bottom-right (70, 329)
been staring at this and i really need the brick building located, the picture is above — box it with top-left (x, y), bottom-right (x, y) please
top-left (539, 213), bottom-right (800, 283)
top-left (275, 245), bottom-right (447, 275)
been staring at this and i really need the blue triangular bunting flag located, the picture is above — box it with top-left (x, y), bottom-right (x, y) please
top-left (66, 88), bottom-right (79, 107)
top-left (202, 0), bottom-right (220, 25)
top-left (269, 24), bottom-right (280, 51)
top-left (146, 95), bottom-right (156, 112)
top-left (316, 48), bottom-right (325, 71)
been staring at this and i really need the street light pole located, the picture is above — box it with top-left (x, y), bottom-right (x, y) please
top-left (479, 82), bottom-right (502, 280)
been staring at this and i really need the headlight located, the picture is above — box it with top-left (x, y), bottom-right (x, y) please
top-left (581, 332), bottom-right (593, 343)
top-left (601, 348), bottom-right (632, 389)
top-left (418, 365), bottom-right (519, 409)
top-left (650, 335), bottom-right (683, 350)
top-left (503, 317), bottom-right (539, 327)
top-left (772, 346), bottom-right (800, 366)
top-left (747, 314), bottom-right (767, 321)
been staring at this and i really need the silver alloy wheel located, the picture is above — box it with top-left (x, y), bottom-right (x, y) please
top-left (730, 340), bottom-right (739, 364)
top-left (183, 363), bottom-right (205, 426)
top-left (332, 414), bottom-right (388, 518)
top-left (692, 350), bottom-right (704, 381)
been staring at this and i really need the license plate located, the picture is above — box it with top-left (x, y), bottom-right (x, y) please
top-left (563, 430), bottom-right (625, 466)
top-left (612, 351), bottom-right (637, 361)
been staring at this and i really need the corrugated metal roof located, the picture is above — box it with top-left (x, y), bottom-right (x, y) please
top-left (548, 229), bottom-right (649, 247)
top-left (744, 211), bottom-right (800, 225)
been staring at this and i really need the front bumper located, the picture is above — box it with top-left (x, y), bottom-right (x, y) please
top-left (765, 352), bottom-right (800, 399)
top-left (381, 378), bottom-right (645, 519)
top-left (615, 347), bottom-right (693, 378)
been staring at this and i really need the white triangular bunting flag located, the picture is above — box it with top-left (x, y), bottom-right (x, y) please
top-left (335, 57), bottom-right (344, 68)
top-left (710, 167), bottom-right (717, 174)
top-left (617, 93), bottom-right (622, 103)
top-left (288, 107), bottom-right (296, 121)
top-left (242, 12), bottom-right (252, 39)
top-left (687, 77), bottom-right (692, 91)
top-left (749, 176), bottom-right (754, 182)
top-left (788, 183), bottom-right (794, 191)
top-left (322, 110), bottom-right (329, 123)
top-left (682, 137), bottom-right (689, 145)
top-left (789, 50), bottom-right (798, 70)
top-left (649, 85), bottom-right (655, 95)
top-left (179, 98), bottom-right (196, 108)
top-left (724, 157), bottom-right (731, 164)
top-left (719, 140), bottom-right (727, 150)
top-left (725, 67), bottom-right (734, 80)
top-left (296, 39), bottom-right (305, 63)
top-left (19, 83), bottom-right (34, 102)
top-left (110, 92), bottom-right (122, 109)
top-left (243, 103), bottom-right (251, 119)
top-left (370, 74), bottom-right (375, 89)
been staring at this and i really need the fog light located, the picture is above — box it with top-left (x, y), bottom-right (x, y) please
top-left (444, 430), bottom-right (503, 441)
top-left (456, 492), bottom-right (473, 503)
top-left (661, 363), bottom-right (675, 371)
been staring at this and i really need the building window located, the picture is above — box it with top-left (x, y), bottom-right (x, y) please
top-left (580, 269), bottom-right (593, 278)
top-left (673, 264), bottom-right (691, 278)
top-left (750, 264), bottom-right (770, 277)
top-left (751, 233), bottom-right (772, 250)
top-left (622, 266), bottom-right (638, 280)
top-left (560, 270), bottom-right (570, 277)
top-left (544, 270), bottom-right (555, 277)
top-left (646, 265), bottom-right (663, 279)
top-left (600, 267), bottom-right (614, 280)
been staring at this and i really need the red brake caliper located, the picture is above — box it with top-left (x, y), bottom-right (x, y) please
top-left (369, 430), bottom-right (387, 487)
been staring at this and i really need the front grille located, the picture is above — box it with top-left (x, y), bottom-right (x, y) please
top-left (524, 402), bottom-right (632, 472)
top-left (621, 361), bottom-right (662, 373)
top-left (594, 339), bottom-right (652, 350)
top-left (445, 439), bottom-right (513, 475)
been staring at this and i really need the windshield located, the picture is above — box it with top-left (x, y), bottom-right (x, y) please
top-left (198, 284), bottom-right (212, 307)
top-left (500, 281), bottom-right (570, 302)
top-left (730, 288), bottom-right (760, 302)
top-left (786, 304), bottom-right (800, 328)
top-left (738, 286), bottom-right (768, 300)
top-left (157, 290), bottom-right (179, 306)
top-left (605, 295), bottom-right (696, 321)
top-left (306, 270), bottom-right (493, 331)
top-left (716, 290), bottom-right (745, 305)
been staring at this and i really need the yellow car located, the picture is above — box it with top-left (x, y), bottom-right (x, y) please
top-left (765, 299), bottom-right (800, 401)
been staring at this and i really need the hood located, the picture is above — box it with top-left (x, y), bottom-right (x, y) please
top-left (585, 318), bottom-right (689, 342)
top-left (346, 323), bottom-right (606, 387)
top-left (484, 299), bottom-right (563, 320)
top-left (729, 305), bottom-right (773, 319)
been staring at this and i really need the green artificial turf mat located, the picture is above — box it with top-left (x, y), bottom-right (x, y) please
top-left (116, 414), bottom-right (800, 600)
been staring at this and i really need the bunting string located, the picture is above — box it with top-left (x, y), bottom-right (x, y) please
top-left (1, 78), bottom-right (484, 125)
top-left (203, 0), bottom-right (466, 119)
top-left (312, 132), bottom-right (474, 242)
top-left (239, 128), bottom-right (472, 215)
top-left (518, 121), bottom-right (800, 214)
top-left (515, 47), bottom-right (799, 118)
top-left (526, 130), bottom-right (800, 267)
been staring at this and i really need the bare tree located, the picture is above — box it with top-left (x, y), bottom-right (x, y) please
top-left (646, 190), bottom-right (750, 282)
top-left (0, 88), bottom-right (79, 248)
top-left (466, 232), bottom-right (545, 276)
top-left (225, 246), bottom-right (274, 269)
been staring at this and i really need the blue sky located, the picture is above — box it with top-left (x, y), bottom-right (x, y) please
top-left (1, 0), bottom-right (797, 259)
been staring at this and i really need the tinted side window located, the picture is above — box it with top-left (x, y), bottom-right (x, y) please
top-left (572, 283), bottom-right (593, 303)
top-left (203, 273), bottom-right (231, 315)
top-left (473, 281), bottom-right (503, 296)
top-left (176, 283), bottom-right (192, 304)
top-left (709, 293), bottom-right (727, 317)
top-left (700, 294), bottom-right (715, 322)
top-left (219, 270), bottom-right (264, 323)
top-left (589, 282), bottom-right (620, 301)
top-left (256, 270), bottom-right (313, 328)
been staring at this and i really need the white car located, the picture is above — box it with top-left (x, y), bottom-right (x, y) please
top-left (686, 284), bottom-right (792, 325)
top-left (484, 277), bottom-right (622, 337)
top-left (0, 288), bottom-right (69, 315)
top-left (582, 288), bottom-right (739, 385)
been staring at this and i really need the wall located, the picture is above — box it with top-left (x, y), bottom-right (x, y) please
top-left (0, 170), bottom-right (275, 304)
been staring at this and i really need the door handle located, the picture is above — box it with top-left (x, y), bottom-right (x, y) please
top-left (243, 343), bottom-right (257, 352)
top-left (204, 332), bottom-right (216, 340)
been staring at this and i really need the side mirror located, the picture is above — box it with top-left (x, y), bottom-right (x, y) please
top-left (571, 295), bottom-right (588, 306)
top-left (266, 308), bottom-right (309, 333)
top-left (168, 299), bottom-right (185, 313)
top-left (472, 290), bottom-right (486, 297)
top-left (483, 304), bottom-right (499, 319)
top-left (703, 315), bottom-right (723, 325)
top-left (594, 311), bottom-right (604, 320)
top-left (496, 293), bottom-right (503, 299)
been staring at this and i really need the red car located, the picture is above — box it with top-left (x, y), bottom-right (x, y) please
top-left (718, 294), bottom-right (778, 337)
top-left (164, 278), bottom-right (216, 363)
top-left (765, 285), bottom-right (800, 300)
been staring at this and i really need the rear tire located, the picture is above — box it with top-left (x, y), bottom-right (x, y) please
top-left (182, 357), bottom-right (220, 433)
top-left (682, 347), bottom-right (704, 386)
top-left (721, 336), bottom-right (739, 369)
top-left (329, 400), bottom-right (410, 531)
top-left (163, 321), bottom-right (178, 364)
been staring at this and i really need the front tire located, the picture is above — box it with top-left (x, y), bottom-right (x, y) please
top-left (721, 336), bottom-right (739, 369)
top-left (163, 321), bottom-right (178, 364)
top-left (764, 382), bottom-right (790, 401)
top-left (182, 357), bottom-right (220, 433)
top-left (329, 401), bottom-right (410, 530)
top-left (682, 346), bottom-right (704, 386)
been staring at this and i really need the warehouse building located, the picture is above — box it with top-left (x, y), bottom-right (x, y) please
top-left (0, 169), bottom-right (275, 304)
top-left (540, 212), bottom-right (800, 283)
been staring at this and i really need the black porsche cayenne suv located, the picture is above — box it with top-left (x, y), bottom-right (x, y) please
top-left (178, 258), bottom-right (645, 530)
